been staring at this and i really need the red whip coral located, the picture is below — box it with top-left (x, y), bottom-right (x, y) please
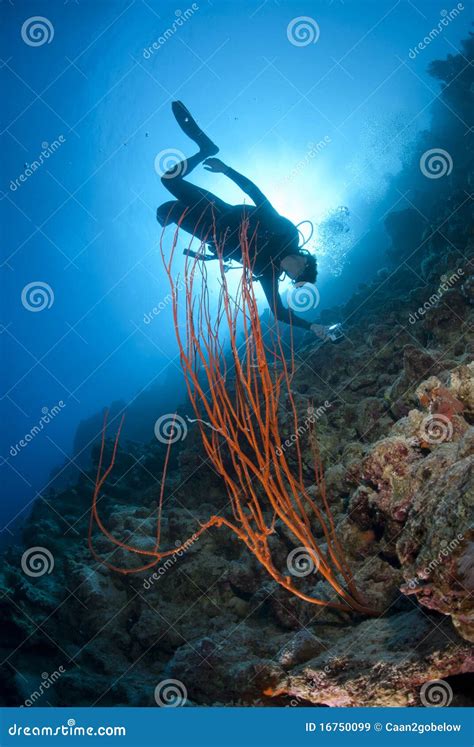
top-left (89, 218), bottom-right (375, 615)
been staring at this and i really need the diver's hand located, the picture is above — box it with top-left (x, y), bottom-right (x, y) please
top-left (203, 157), bottom-right (228, 173)
top-left (310, 323), bottom-right (329, 341)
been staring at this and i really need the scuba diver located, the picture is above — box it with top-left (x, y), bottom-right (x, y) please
top-left (156, 101), bottom-right (327, 338)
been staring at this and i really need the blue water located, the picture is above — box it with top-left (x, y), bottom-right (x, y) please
top-left (1, 0), bottom-right (470, 535)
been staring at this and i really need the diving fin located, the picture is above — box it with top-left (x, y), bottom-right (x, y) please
top-left (172, 101), bottom-right (219, 155)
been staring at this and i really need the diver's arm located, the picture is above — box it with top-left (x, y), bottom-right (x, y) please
top-left (260, 273), bottom-right (312, 330)
top-left (224, 167), bottom-right (274, 210)
top-left (203, 158), bottom-right (275, 210)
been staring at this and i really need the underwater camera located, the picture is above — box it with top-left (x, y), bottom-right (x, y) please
top-left (326, 323), bottom-right (344, 343)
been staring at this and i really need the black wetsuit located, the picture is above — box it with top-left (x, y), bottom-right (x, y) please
top-left (157, 167), bottom-right (312, 330)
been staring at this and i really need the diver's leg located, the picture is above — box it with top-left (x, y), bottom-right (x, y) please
top-left (162, 173), bottom-right (228, 212)
top-left (161, 150), bottom-right (207, 182)
top-left (160, 102), bottom-right (218, 181)
top-left (172, 101), bottom-right (219, 155)
top-left (158, 102), bottom-right (224, 236)
top-left (156, 200), bottom-right (181, 227)
top-left (156, 197), bottom-right (225, 245)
